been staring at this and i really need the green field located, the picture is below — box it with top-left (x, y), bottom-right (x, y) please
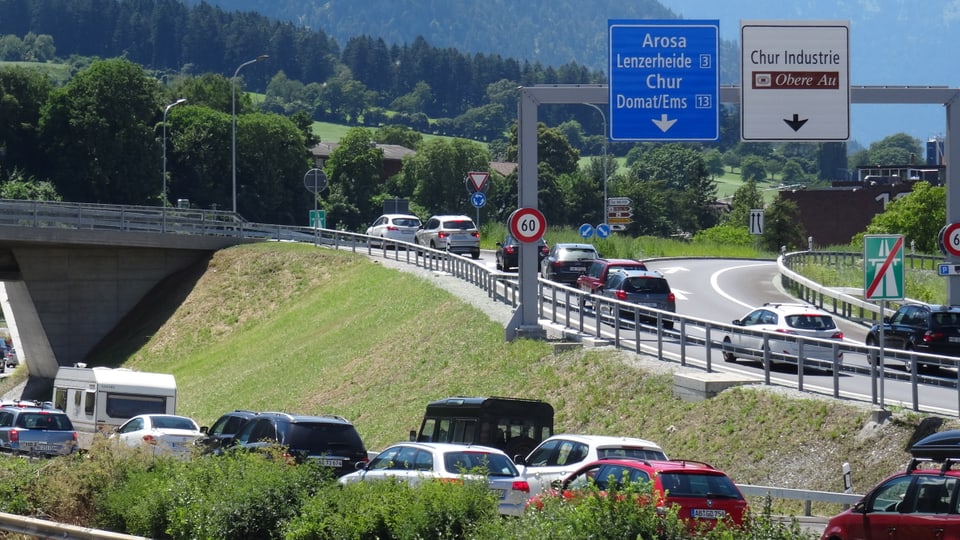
top-left (0, 241), bottom-right (944, 517)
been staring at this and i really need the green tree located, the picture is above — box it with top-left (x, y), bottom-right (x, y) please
top-left (781, 159), bottom-right (806, 183)
top-left (630, 143), bottom-right (718, 233)
top-left (725, 179), bottom-right (763, 228)
top-left (761, 196), bottom-right (805, 252)
top-left (324, 127), bottom-right (384, 228)
top-left (169, 72), bottom-right (234, 114)
top-left (164, 105), bottom-right (231, 211)
top-left (0, 167), bottom-right (60, 200)
top-left (0, 65), bottom-right (53, 176)
top-left (373, 125), bottom-right (423, 150)
top-left (39, 58), bottom-right (162, 205)
top-left (404, 137), bottom-right (490, 217)
top-left (703, 149), bottom-right (724, 178)
top-left (741, 155), bottom-right (767, 183)
top-left (863, 181), bottom-right (945, 252)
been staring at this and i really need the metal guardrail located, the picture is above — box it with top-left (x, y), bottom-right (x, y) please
top-left (0, 511), bottom-right (148, 539)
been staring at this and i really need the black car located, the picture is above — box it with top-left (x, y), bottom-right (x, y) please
top-left (866, 303), bottom-right (960, 371)
top-left (540, 243), bottom-right (600, 285)
top-left (495, 233), bottom-right (548, 271)
top-left (231, 412), bottom-right (368, 476)
top-left (198, 409), bottom-right (258, 455)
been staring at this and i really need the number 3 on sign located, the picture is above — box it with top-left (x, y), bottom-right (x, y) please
top-left (508, 208), bottom-right (547, 243)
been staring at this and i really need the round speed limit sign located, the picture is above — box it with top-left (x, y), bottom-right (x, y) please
top-left (945, 222), bottom-right (960, 257)
top-left (508, 207), bottom-right (547, 243)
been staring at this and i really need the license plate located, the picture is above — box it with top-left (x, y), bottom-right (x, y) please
top-left (319, 458), bottom-right (343, 468)
top-left (639, 302), bottom-right (657, 307)
top-left (569, 266), bottom-right (585, 272)
top-left (32, 444), bottom-right (58, 452)
top-left (691, 509), bottom-right (726, 519)
top-left (492, 489), bottom-right (506, 499)
top-left (950, 337), bottom-right (960, 344)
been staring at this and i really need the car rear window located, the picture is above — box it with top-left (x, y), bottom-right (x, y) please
top-left (443, 220), bottom-right (475, 230)
top-left (932, 312), bottom-right (960, 327)
top-left (597, 447), bottom-right (668, 460)
top-left (623, 277), bottom-right (670, 294)
top-left (443, 451), bottom-right (518, 477)
top-left (286, 422), bottom-right (365, 453)
top-left (152, 416), bottom-right (197, 430)
top-left (17, 412), bottom-right (73, 430)
top-left (784, 314), bottom-right (836, 330)
top-left (394, 218), bottom-right (420, 227)
top-left (557, 248), bottom-right (598, 261)
top-left (659, 472), bottom-right (742, 499)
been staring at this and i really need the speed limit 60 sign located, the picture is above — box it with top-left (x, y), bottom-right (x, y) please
top-left (508, 207), bottom-right (547, 243)
top-left (944, 222), bottom-right (960, 257)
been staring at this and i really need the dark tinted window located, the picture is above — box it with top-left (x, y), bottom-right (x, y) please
top-left (393, 218), bottom-right (420, 227)
top-left (105, 394), bottom-right (167, 419)
top-left (285, 422), bottom-right (365, 453)
top-left (557, 248), bottom-right (597, 261)
top-left (932, 312), bottom-right (960, 327)
top-left (785, 314), bottom-right (836, 330)
top-left (623, 277), bottom-right (669, 294)
top-left (659, 472), bottom-right (742, 499)
top-left (593, 464), bottom-right (651, 489)
top-left (17, 412), bottom-right (73, 430)
top-left (151, 416), bottom-right (197, 430)
top-left (597, 447), bottom-right (668, 460)
top-left (443, 220), bottom-right (475, 230)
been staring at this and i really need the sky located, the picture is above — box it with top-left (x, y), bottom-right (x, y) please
top-left (664, 0), bottom-right (960, 149)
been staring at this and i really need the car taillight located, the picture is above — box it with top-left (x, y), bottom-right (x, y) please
top-left (831, 331), bottom-right (844, 339)
top-left (142, 434), bottom-right (157, 445)
top-left (386, 225), bottom-right (399, 231)
top-left (71, 432), bottom-right (78, 442)
top-left (540, 246), bottom-right (549, 255)
top-left (924, 331), bottom-right (945, 343)
top-left (775, 328), bottom-right (798, 335)
top-left (9, 429), bottom-right (18, 443)
top-left (437, 232), bottom-right (448, 239)
top-left (615, 290), bottom-right (628, 300)
top-left (667, 292), bottom-right (675, 302)
top-left (471, 232), bottom-right (480, 239)
top-left (505, 246), bottom-right (516, 254)
top-left (512, 480), bottom-right (530, 493)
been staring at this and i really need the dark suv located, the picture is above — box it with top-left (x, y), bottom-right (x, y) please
top-left (495, 233), bottom-right (548, 271)
top-left (198, 409), bottom-right (258, 455)
top-left (231, 412), bottom-right (368, 476)
top-left (865, 304), bottom-right (960, 371)
top-left (599, 269), bottom-right (676, 326)
top-left (540, 243), bottom-right (600, 285)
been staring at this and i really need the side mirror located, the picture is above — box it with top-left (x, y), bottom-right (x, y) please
top-left (732, 319), bottom-right (743, 326)
top-left (549, 479), bottom-right (563, 490)
top-left (514, 455), bottom-right (527, 466)
top-left (853, 501), bottom-right (867, 514)
top-left (496, 242), bottom-right (503, 247)
top-left (200, 426), bottom-right (209, 434)
top-left (409, 429), bottom-right (416, 442)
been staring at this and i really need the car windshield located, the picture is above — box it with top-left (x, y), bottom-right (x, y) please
top-left (443, 451), bottom-right (518, 477)
top-left (443, 220), bottom-right (475, 230)
top-left (659, 472), bottom-right (742, 499)
top-left (785, 314), bottom-right (836, 330)
top-left (623, 277), bottom-right (669, 294)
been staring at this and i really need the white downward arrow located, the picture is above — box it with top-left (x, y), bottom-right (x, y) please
top-left (651, 114), bottom-right (677, 132)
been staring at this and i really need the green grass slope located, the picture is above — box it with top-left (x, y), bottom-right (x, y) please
top-left (28, 242), bottom-right (958, 514)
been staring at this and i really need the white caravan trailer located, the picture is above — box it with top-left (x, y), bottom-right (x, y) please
top-left (52, 366), bottom-right (177, 450)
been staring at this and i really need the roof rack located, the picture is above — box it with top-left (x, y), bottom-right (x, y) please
top-left (907, 457), bottom-right (960, 474)
top-left (666, 459), bottom-right (716, 469)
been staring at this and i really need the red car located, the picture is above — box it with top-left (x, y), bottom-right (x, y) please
top-left (821, 429), bottom-right (960, 540)
top-left (577, 258), bottom-right (649, 296)
top-left (528, 457), bottom-right (748, 531)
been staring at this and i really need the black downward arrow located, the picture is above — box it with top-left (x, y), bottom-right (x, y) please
top-left (784, 113), bottom-right (808, 132)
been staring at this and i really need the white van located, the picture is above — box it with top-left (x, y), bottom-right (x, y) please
top-left (51, 366), bottom-right (177, 450)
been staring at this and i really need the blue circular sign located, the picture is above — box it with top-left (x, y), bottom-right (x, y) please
top-left (596, 223), bottom-right (611, 238)
top-left (470, 191), bottom-right (486, 208)
top-left (578, 223), bottom-right (594, 238)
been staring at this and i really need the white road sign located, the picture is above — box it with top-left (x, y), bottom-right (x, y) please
top-left (740, 20), bottom-right (849, 141)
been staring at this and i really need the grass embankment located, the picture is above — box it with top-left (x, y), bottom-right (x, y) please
top-left (0, 242), bottom-right (953, 517)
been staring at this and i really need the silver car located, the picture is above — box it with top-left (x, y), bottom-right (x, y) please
top-left (415, 215), bottom-right (481, 259)
top-left (0, 403), bottom-right (78, 457)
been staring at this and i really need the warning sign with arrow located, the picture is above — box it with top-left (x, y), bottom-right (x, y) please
top-left (740, 20), bottom-right (849, 142)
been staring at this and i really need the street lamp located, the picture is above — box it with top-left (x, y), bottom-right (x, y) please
top-left (162, 98), bottom-right (187, 232)
top-left (232, 54), bottom-right (269, 215)
top-left (582, 102), bottom-right (608, 226)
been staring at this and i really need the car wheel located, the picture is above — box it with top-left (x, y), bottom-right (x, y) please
top-left (722, 337), bottom-right (737, 362)
top-left (903, 343), bottom-right (924, 373)
top-left (471, 249), bottom-right (480, 260)
top-left (865, 335), bottom-right (878, 366)
top-left (495, 256), bottom-right (503, 271)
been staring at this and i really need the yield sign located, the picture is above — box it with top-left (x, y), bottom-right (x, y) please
top-left (466, 171), bottom-right (489, 193)
top-left (864, 234), bottom-right (904, 301)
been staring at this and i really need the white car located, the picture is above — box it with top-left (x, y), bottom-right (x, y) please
top-left (112, 414), bottom-right (204, 458)
top-left (722, 302), bottom-right (845, 368)
top-left (414, 215), bottom-right (481, 259)
top-left (517, 434), bottom-right (667, 494)
top-left (366, 214), bottom-right (421, 248)
top-left (338, 442), bottom-right (529, 516)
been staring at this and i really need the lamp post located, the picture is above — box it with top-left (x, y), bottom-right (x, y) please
top-left (162, 98), bottom-right (187, 232)
top-left (232, 54), bottom-right (269, 215)
top-left (582, 102), bottom-right (608, 226)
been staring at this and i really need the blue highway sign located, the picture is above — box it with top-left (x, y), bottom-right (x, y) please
top-left (608, 19), bottom-right (719, 141)
top-left (596, 223), bottom-right (611, 238)
top-left (579, 223), bottom-right (594, 239)
top-left (470, 191), bottom-right (486, 208)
